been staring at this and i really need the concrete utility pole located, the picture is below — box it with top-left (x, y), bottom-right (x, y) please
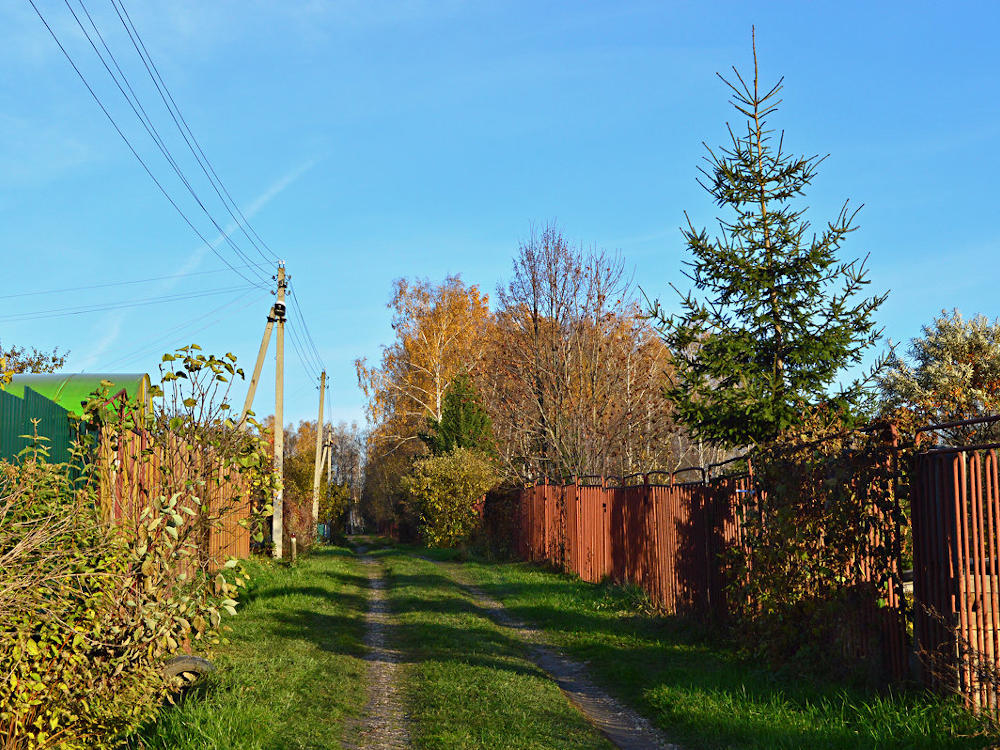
top-left (326, 426), bottom-right (333, 485)
top-left (238, 306), bottom-right (276, 429)
top-left (272, 262), bottom-right (287, 559)
top-left (311, 370), bottom-right (326, 531)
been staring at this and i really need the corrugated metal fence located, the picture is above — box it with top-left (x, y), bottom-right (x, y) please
top-left (491, 420), bottom-right (1000, 710)
top-left (504, 472), bottom-right (900, 635)
top-left (515, 475), bottom-right (741, 618)
top-left (0, 386), bottom-right (77, 463)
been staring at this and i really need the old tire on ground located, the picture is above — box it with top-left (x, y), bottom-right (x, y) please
top-left (162, 655), bottom-right (215, 683)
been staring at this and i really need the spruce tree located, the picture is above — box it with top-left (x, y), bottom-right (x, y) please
top-left (653, 33), bottom-right (887, 447)
top-left (419, 374), bottom-right (494, 456)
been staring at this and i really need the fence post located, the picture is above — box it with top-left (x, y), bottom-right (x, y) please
top-left (571, 474), bottom-right (579, 576)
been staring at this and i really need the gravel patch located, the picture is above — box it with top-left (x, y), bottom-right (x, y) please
top-left (343, 549), bottom-right (410, 750)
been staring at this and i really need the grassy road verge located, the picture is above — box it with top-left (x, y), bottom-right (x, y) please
top-left (128, 546), bottom-right (370, 750)
top-left (376, 549), bottom-right (613, 750)
top-left (412, 546), bottom-right (996, 750)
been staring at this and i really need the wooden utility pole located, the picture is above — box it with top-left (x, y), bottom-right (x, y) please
top-left (272, 262), bottom-right (287, 559)
top-left (311, 370), bottom-right (326, 531)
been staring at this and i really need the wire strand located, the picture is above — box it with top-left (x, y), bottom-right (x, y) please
top-left (0, 264), bottom-right (265, 300)
top-left (108, 0), bottom-right (278, 265)
top-left (100, 288), bottom-right (266, 369)
top-left (0, 284), bottom-right (257, 322)
top-left (27, 0), bottom-right (264, 286)
top-left (65, 0), bottom-right (271, 283)
top-left (289, 283), bottom-right (326, 372)
top-left (285, 316), bottom-right (320, 380)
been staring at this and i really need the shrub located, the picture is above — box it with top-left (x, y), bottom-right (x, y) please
top-left (726, 407), bottom-right (905, 681)
top-left (0, 347), bottom-right (272, 748)
top-left (880, 309), bottom-right (1000, 444)
top-left (401, 447), bottom-right (498, 548)
top-left (0, 447), bottom-right (253, 748)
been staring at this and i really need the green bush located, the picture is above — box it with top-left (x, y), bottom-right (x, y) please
top-left (0, 347), bottom-right (272, 748)
top-left (726, 407), bottom-right (905, 682)
top-left (0, 454), bottom-right (248, 749)
top-left (401, 447), bottom-right (498, 548)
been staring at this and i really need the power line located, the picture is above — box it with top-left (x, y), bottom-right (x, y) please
top-left (289, 283), bottom-right (326, 372)
top-left (290, 305), bottom-right (324, 377)
top-left (82, 0), bottom-right (332, 383)
top-left (287, 321), bottom-right (321, 384)
top-left (26, 0), bottom-right (263, 286)
top-left (100, 287), bottom-right (266, 369)
top-left (29, 0), bottom-right (329, 385)
top-left (290, 284), bottom-right (325, 369)
top-left (326, 376), bottom-right (334, 430)
top-left (0, 284), bottom-right (257, 322)
top-left (107, 0), bottom-right (278, 266)
top-left (63, 0), bottom-right (271, 283)
top-left (0, 264), bottom-right (265, 300)
top-left (285, 315), bottom-right (320, 381)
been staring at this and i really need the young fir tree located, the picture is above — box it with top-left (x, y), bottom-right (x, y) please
top-left (653, 33), bottom-right (887, 448)
top-left (419, 374), bottom-right (494, 456)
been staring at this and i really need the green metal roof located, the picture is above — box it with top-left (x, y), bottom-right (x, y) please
top-left (5, 373), bottom-right (150, 416)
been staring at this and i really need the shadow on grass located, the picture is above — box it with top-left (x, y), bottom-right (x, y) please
top-left (240, 583), bottom-right (368, 612)
top-left (124, 547), bottom-right (372, 749)
top-left (394, 549), bottom-right (996, 750)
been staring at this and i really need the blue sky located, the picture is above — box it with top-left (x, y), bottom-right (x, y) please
top-left (2, 1), bottom-right (998, 427)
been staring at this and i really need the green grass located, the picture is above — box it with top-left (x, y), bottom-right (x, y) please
top-left (126, 546), bottom-right (370, 749)
top-left (413, 547), bottom-right (998, 750)
top-left (376, 549), bottom-right (613, 750)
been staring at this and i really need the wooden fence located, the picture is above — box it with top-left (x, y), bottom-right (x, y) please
top-left (912, 439), bottom-right (1000, 712)
top-left (99, 429), bottom-right (253, 570)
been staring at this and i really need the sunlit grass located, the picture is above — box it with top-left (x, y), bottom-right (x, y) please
top-left (422, 548), bottom-right (998, 750)
top-left (126, 546), bottom-right (370, 749)
top-left (377, 550), bottom-right (612, 750)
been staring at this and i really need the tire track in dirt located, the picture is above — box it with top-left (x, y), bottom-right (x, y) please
top-left (420, 555), bottom-right (681, 750)
top-left (343, 548), bottom-right (410, 750)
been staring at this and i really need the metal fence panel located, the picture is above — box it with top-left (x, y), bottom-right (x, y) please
top-left (0, 386), bottom-right (75, 463)
top-left (913, 447), bottom-right (1000, 712)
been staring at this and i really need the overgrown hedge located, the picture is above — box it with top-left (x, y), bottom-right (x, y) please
top-left (0, 451), bottom-right (250, 749)
top-left (0, 348), bottom-right (271, 748)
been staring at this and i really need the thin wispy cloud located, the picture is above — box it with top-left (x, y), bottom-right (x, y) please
top-left (76, 314), bottom-right (124, 372)
top-left (86, 156), bottom-right (319, 367)
top-left (171, 156), bottom-right (319, 281)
